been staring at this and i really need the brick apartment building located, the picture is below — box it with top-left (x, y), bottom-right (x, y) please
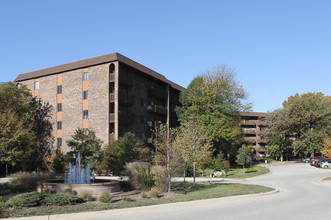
top-left (15, 53), bottom-right (185, 152)
top-left (239, 112), bottom-right (270, 157)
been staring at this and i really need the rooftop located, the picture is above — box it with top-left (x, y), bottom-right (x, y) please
top-left (15, 53), bottom-right (185, 91)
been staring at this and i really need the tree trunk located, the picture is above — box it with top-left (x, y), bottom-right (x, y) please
top-left (193, 162), bottom-right (196, 186)
top-left (183, 163), bottom-right (186, 182)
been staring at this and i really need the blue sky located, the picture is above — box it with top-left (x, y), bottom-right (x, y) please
top-left (1, 0), bottom-right (330, 112)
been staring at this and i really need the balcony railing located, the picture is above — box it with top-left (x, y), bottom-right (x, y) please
top-left (242, 129), bottom-right (256, 135)
top-left (109, 93), bottom-right (115, 102)
top-left (147, 105), bottom-right (167, 115)
top-left (109, 134), bottom-right (115, 141)
top-left (109, 113), bottom-right (115, 123)
top-left (239, 121), bottom-right (257, 126)
top-left (109, 73), bottom-right (115, 82)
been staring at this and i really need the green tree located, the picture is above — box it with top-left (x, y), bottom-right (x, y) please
top-left (176, 65), bottom-right (251, 157)
top-left (0, 111), bottom-right (35, 176)
top-left (67, 128), bottom-right (102, 168)
top-left (214, 153), bottom-right (228, 172)
top-left (175, 120), bottom-right (213, 185)
top-left (269, 92), bottom-right (331, 157)
top-left (0, 82), bottom-right (54, 173)
top-left (101, 132), bottom-right (149, 175)
top-left (236, 145), bottom-right (252, 171)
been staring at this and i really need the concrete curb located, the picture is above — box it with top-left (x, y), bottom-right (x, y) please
top-left (6, 188), bottom-right (279, 220)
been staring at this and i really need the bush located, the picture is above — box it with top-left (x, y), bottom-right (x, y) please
top-left (141, 193), bottom-right (148, 199)
top-left (149, 187), bottom-right (160, 198)
top-left (0, 201), bottom-right (5, 214)
top-left (151, 165), bottom-right (167, 192)
top-left (78, 191), bottom-right (93, 201)
top-left (46, 151), bottom-right (66, 173)
top-left (214, 154), bottom-right (228, 172)
top-left (126, 162), bottom-right (153, 190)
top-left (42, 193), bottom-right (82, 206)
top-left (5, 192), bottom-right (43, 208)
top-left (9, 171), bottom-right (57, 189)
top-left (97, 190), bottom-right (112, 203)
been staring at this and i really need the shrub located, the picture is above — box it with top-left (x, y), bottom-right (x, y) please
top-left (141, 193), bottom-right (148, 199)
top-left (0, 201), bottom-right (5, 214)
top-left (149, 187), bottom-right (160, 198)
top-left (65, 188), bottom-right (78, 195)
top-left (126, 162), bottom-right (153, 190)
top-left (9, 171), bottom-right (57, 189)
top-left (214, 154), bottom-right (228, 172)
top-left (5, 192), bottom-right (43, 208)
top-left (78, 191), bottom-right (93, 201)
top-left (97, 190), bottom-right (112, 203)
top-left (151, 165), bottom-right (167, 192)
top-left (122, 197), bottom-right (134, 202)
top-left (42, 193), bottom-right (82, 206)
top-left (46, 151), bottom-right (66, 173)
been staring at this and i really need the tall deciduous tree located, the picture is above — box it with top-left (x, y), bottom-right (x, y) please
top-left (175, 120), bottom-right (213, 185)
top-left (0, 82), bottom-right (54, 174)
top-left (153, 124), bottom-right (181, 193)
top-left (176, 65), bottom-right (251, 157)
top-left (67, 128), bottom-right (102, 168)
top-left (269, 92), bottom-right (331, 157)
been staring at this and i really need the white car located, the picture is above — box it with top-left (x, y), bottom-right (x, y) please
top-left (321, 160), bottom-right (331, 168)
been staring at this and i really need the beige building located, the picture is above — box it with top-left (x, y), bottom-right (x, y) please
top-left (15, 53), bottom-right (184, 152)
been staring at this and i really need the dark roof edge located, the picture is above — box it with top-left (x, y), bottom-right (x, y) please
top-left (15, 53), bottom-right (185, 91)
top-left (239, 112), bottom-right (269, 117)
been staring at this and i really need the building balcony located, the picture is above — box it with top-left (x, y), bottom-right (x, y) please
top-left (119, 112), bottom-right (134, 125)
top-left (245, 138), bottom-right (256, 143)
top-left (148, 88), bottom-right (167, 100)
top-left (239, 121), bottom-right (257, 126)
top-left (118, 93), bottom-right (134, 106)
top-left (109, 93), bottom-right (115, 102)
top-left (109, 73), bottom-right (115, 82)
top-left (109, 133), bottom-right (115, 141)
top-left (243, 129), bottom-right (256, 135)
top-left (109, 113), bottom-right (115, 123)
top-left (147, 105), bottom-right (167, 115)
top-left (257, 139), bottom-right (268, 144)
top-left (147, 120), bottom-right (163, 128)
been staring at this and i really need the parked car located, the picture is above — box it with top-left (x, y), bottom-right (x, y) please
top-left (310, 156), bottom-right (323, 166)
top-left (302, 157), bottom-right (312, 163)
top-left (317, 159), bottom-right (328, 167)
top-left (321, 160), bottom-right (331, 168)
top-left (312, 157), bottom-right (326, 167)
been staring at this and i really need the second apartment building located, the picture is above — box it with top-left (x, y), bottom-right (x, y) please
top-left (15, 53), bottom-right (184, 152)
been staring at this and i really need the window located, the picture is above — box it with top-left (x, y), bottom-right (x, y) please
top-left (34, 81), bottom-right (39, 90)
top-left (57, 138), bottom-right (62, 147)
top-left (83, 72), bottom-right (88, 81)
top-left (109, 83), bottom-right (114, 93)
top-left (57, 85), bottom-right (62, 94)
top-left (57, 121), bottom-right (62, 130)
top-left (57, 103), bottom-right (62, 112)
top-left (109, 64), bottom-right (115, 74)
top-left (109, 123), bottom-right (114, 134)
top-left (83, 110), bottom-right (88, 119)
top-left (83, 90), bottom-right (88, 100)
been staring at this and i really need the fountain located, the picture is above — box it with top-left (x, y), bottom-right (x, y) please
top-left (37, 153), bottom-right (121, 197)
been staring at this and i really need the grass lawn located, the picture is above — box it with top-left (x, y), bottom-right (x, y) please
top-left (11, 183), bottom-right (274, 218)
top-left (225, 166), bottom-right (269, 178)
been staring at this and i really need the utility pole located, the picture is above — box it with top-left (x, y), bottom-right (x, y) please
top-left (166, 84), bottom-right (170, 192)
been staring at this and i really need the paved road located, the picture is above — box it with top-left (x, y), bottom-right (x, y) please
top-left (9, 163), bottom-right (331, 220)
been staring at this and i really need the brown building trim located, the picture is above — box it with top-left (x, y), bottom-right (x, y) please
top-left (15, 53), bottom-right (185, 92)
